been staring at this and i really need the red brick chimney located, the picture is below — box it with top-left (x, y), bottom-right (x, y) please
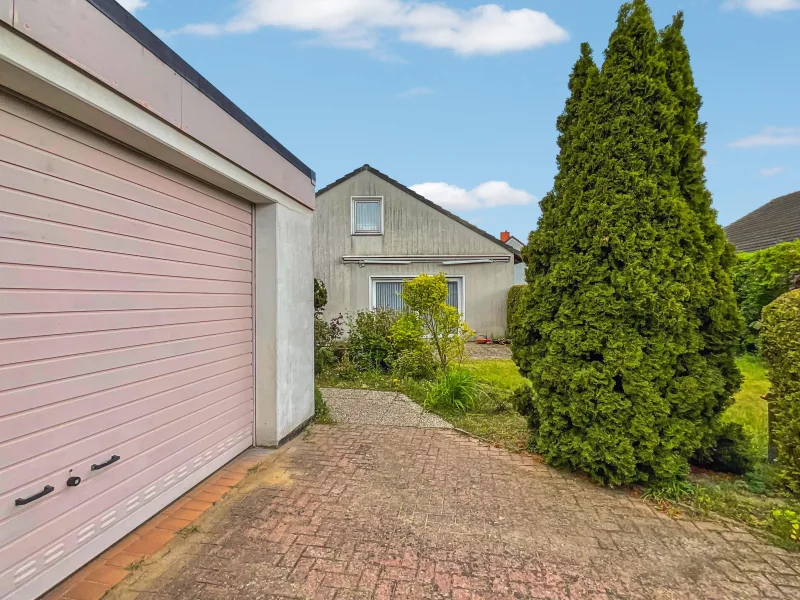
top-left (500, 231), bottom-right (511, 243)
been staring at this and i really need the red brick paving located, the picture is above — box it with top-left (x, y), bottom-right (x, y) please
top-left (117, 425), bottom-right (800, 599)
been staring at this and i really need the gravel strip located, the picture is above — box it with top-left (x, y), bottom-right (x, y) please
top-left (320, 388), bottom-right (452, 429)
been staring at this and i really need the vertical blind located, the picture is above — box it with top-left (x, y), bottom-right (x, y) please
top-left (374, 280), bottom-right (460, 312)
top-left (374, 281), bottom-right (405, 311)
top-left (447, 281), bottom-right (459, 310)
top-left (354, 200), bottom-right (381, 233)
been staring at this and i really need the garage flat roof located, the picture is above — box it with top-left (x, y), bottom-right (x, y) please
top-left (87, 0), bottom-right (315, 183)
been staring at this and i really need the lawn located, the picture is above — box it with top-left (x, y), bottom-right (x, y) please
top-left (724, 354), bottom-right (770, 460)
top-left (316, 358), bottom-right (531, 452)
top-left (318, 356), bottom-right (772, 459)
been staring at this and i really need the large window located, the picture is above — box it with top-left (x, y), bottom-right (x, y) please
top-left (371, 277), bottom-right (464, 316)
top-left (352, 197), bottom-right (383, 234)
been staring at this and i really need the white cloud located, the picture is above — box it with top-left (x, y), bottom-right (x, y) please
top-left (164, 0), bottom-right (568, 56)
top-left (729, 127), bottom-right (800, 148)
top-left (398, 87), bottom-right (433, 98)
top-left (410, 181), bottom-right (536, 211)
top-left (723, 0), bottom-right (800, 14)
top-left (760, 166), bottom-right (785, 176)
top-left (117, 0), bottom-right (147, 14)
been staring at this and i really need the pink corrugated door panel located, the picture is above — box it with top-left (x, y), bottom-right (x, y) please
top-left (0, 88), bottom-right (255, 600)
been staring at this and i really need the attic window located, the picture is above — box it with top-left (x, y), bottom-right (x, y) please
top-left (352, 197), bottom-right (383, 235)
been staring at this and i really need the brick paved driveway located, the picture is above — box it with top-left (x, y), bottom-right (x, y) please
top-left (119, 425), bottom-right (800, 600)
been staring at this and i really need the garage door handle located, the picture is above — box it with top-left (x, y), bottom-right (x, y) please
top-left (15, 485), bottom-right (55, 506)
top-left (91, 455), bottom-right (120, 471)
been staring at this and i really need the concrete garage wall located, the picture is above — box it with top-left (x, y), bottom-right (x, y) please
top-left (255, 204), bottom-right (315, 446)
top-left (313, 169), bottom-right (515, 337)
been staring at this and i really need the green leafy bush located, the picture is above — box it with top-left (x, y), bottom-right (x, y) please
top-left (392, 349), bottom-right (437, 380)
top-left (510, 384), bottom-right (539, 434)
top-left (314, 278), bottom-right (328, 313)
top-left (761, 289), bottom-right (800, 492)
top-left (347, 309), bottom-right (399, 372)
top-left (513, 4), bottom-right (742, 486)
top-left (399, 274), bottom-right (473, 370)
top-left (426, 369), bottom-right (486, 412)
top-left (692, 422), bottom-right (755, 476)
top-left (732, 240), bottom-right (800, 350)
top-left (390, 310), bottom-right (437, 380)
top-left (507, 285), bottom-right (527, 343)
top-left (769, 509), bottom-right (800, 547)
top-left (313, 279), bottom-right (343, 375)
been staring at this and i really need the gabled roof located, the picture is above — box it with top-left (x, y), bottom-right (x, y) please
top-left (724, 190), bottom-right (800, 253)
top-left (316, 164), bottom-right (522, 262)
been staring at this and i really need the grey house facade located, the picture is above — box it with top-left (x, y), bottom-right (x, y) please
top-left (313, 165), bottom-right (521, 337)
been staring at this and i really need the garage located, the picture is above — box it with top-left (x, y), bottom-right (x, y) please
top-left (0, 2), bottom-right (315, 598)
top-left (0, 88), bottom-right (256, 598)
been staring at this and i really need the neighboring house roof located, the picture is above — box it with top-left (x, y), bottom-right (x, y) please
top-left (317, 164), bottom-right (523, 262)
top-left (724, 190), bottom-right (800, 253)
top-left (507, 236), bottom-right (525, 248)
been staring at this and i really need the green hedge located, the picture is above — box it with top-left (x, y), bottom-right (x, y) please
top-left (761, 289), bottom-right (800, 493)
top-left (507, 285), bottom-right (527, 342)
top-left (732, 240), bottom-right (800, 348)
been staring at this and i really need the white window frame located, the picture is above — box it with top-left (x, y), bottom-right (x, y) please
top-left (351, 196), bottom-right (384, 235)
top-left (369, 275), bottom-right (466, 320)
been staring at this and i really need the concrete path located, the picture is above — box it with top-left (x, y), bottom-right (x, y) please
top-left (111, 426), bottom-right (800, 600)
top-left (321, 388), bottom-right (453, 429)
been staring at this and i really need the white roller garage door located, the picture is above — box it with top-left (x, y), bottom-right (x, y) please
top-left (0, 88), bottom-right (254, 600)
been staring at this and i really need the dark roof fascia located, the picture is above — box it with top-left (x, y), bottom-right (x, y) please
top-left (87, 0), bottom-right (315, 183)
top-left (317, 165), bottom-right (523, 262)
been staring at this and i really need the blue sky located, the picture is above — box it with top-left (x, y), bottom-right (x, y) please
top-left (122, 0), bottom-right (799, 242)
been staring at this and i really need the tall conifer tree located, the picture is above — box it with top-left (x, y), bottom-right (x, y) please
top-left (660, 14), bottom-right (743, 434)
top-left (515, 0), bottom-right (740, 485)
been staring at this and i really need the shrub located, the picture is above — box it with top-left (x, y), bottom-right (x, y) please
top-left (314, 278), bottom-right (328, 313)
top-left (769, 509), bottom-right (800, 547)
top-left (313, 279), bottom-right (343, 375)
top-left (692, 422), bottom-right (755, 475)
top-left (347, 309), bottom-right (399, 372)
top-left (761, 289), bottom-right (800, 492)
top-left (512, 4), bottom-right (742, 486)
top-left (399, 274), bottom-right (474, 370)
top-left (426, 369), bottom-right (485, 412)
top-left (510, 384), bottom-right (539, 434)
top-left (390, 310), bottom-right (437, 380)
top-left (507, 285), bottom-right (528, 344)
top-left (392, 349), bottom-right (437, 380)
top-left (732, 240), bottom-right (800, 350)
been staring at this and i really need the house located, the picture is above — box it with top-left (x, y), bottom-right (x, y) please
top-left (724, 190), bottom-right (800, 252)
top-left (0, 2), bottom-right (314, 598)
top-left (500, 231), bottom-right (527, 285)
top-left (313, 165), bottom-right (522, 337)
